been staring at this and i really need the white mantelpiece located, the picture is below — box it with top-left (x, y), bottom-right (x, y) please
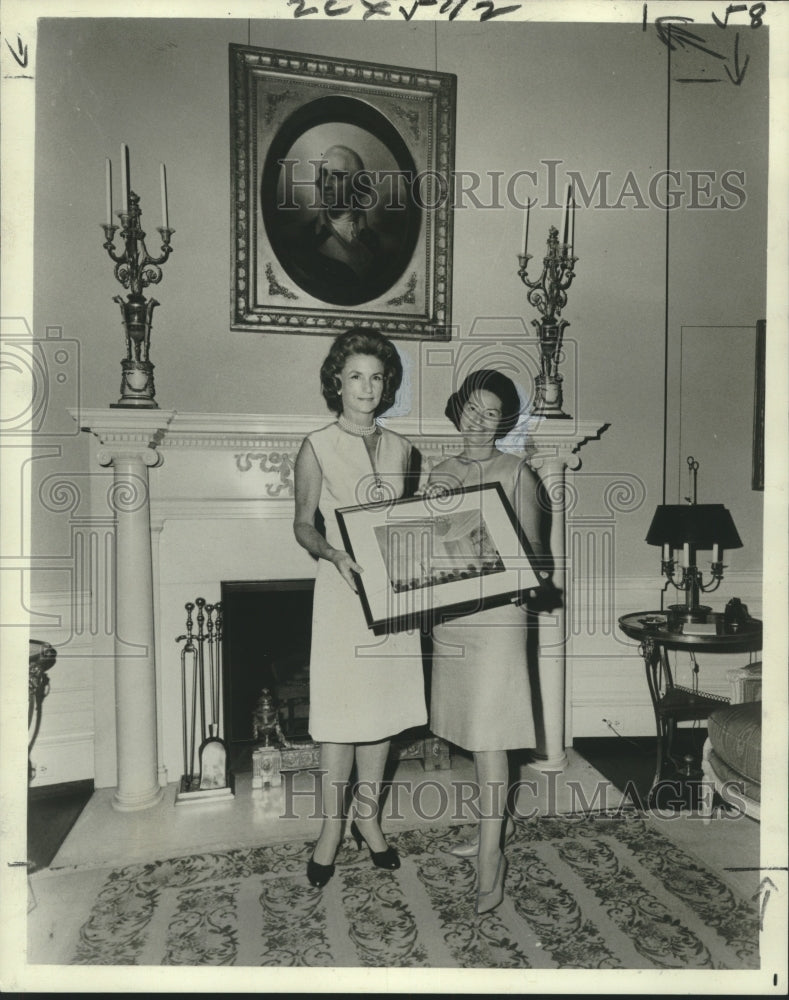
top-left (73, 408), bottom-right (607, 805)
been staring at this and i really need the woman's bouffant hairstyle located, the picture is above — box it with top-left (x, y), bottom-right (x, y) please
top-left (320, 327), bottom-right (403, 416)
top-left (444, 369), bottom-right (523, 438)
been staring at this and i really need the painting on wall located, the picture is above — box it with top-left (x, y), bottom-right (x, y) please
top-left (229, 44), bottom-right (456, 340)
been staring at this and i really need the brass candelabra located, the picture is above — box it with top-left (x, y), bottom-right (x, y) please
top-left (517, 223), bottom-right (578, 418)
top-left (102, 187), bottom-right (174, 407)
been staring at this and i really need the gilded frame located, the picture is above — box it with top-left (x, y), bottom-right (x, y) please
top-left (229, 44), bottom-right (456, 340)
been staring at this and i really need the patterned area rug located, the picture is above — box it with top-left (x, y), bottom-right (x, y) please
top-left (72, 811), bottom-right (759, 968)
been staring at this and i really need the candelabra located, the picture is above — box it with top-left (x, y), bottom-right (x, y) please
top-left (646, 457), bottom-right (742, 623)
top-left (517, 224), bottom-right (578, 418)
top-left (102, 190), bottom-right (174, 407)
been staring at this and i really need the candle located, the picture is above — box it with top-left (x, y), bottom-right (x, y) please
top-left (683, 543), bottom-right (690, 567)
top-left (521, 199), bottom-right (530, 256)
top-left (160, 163), bottom-right (169, 229)
top-left (570, 186), bottom-right (576, 257)
top-left (561, 184), bottom-right (571, 245)
top-left (120, 143), bottom-right (130, 213)
top-left (712, 543), bottom-right (720, 563)
top-left (662, 544), bottom-right (670, 562)
top-left (105, 158), bottom-right (112, 225)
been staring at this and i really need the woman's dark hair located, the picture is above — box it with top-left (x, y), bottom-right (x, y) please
top-left (444, 369), bottom-right (523, 438)
top-left (320, 327), bottom-right (403, 416)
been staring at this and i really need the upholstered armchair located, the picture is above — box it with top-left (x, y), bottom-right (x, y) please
top-left (701, 662), bottom-right (762, 821)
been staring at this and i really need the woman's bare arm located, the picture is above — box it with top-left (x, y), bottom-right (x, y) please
top-left (293, 438), bottom-right (363, 592)
top-left (515, 460), bottom-right (562, 610)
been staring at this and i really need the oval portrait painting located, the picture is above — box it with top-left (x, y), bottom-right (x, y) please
top-left (262, 96), bottom-right (421, 307)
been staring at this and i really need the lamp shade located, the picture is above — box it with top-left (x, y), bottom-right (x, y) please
top-left (646, 504), bottom-right (742, 549)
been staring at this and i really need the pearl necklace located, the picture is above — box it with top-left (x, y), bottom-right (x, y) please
top-left (338, 414), bottom-right (378, 437)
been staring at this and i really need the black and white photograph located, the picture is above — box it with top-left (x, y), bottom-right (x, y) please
top-left (0, 1), bottom-right (787, 995)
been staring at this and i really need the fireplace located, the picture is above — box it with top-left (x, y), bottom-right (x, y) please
top-left (73, 408), bottom-right (603, 806)
top-left (221, 579), bottom-right (314, 768)
top-left (220, 577), bottom-right (453, 775)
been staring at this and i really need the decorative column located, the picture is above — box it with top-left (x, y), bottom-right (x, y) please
top-left (73, 408), bottom-right (175, 810)
top-left (527, 420), bottom-right (608, 769)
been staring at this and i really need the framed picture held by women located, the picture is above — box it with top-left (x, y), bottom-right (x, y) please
top-left (229, 44), bottom-right (456, 340)
top-left (336, 483), bottom-right (548, 635)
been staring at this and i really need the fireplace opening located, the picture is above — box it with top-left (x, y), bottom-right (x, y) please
top-left (221, 579), bottom-right (314, 771)
top-left (220, 578), bottom-right (450, 775)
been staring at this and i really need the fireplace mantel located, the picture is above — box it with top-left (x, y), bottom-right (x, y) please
top-left (73, 408), bottom-right (608, 808)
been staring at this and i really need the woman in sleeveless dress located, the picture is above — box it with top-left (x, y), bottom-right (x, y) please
top-left (428, 369), bottom-right (557, 915)
top-left (293, 328), bottom-right (427, 888)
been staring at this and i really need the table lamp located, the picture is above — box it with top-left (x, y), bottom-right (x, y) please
top-left (646, 457), bottom-right (742, 622)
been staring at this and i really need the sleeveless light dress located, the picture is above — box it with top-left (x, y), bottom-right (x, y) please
top-left (429, 451), bottom-right (538, 752)
top-left (306, 422), bottom-right (428, 743)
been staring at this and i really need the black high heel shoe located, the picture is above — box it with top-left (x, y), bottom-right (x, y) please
top-left (306, 854), bottom-right (336, 888)
top-left (350, 820), bottom-right (401, 870)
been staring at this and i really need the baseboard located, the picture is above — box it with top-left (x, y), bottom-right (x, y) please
top-left (29, 733), bottom-right (94, 787)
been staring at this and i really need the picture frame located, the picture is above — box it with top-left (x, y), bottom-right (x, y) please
top-left (229, 44), bottom-right (456, 340)
top-left (336, 483), bottom-right (546, 635)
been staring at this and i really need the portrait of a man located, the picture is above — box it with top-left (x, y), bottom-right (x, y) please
top-left (280, 144), bottom-right (398, 306)
top-left (261, 99), bottom-right (422, 309)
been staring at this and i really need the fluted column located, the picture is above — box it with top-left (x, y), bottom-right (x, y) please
top-left (74, 408), bottom-right (175, 810)
top-left (527, 421), bottom-right (608, 769)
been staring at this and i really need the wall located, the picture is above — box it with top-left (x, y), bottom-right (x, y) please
top-left (25, 16), bottom-right (767, 784)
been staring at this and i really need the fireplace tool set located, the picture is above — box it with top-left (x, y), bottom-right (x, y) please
top-left (174, 598), bottom-right (234, 804)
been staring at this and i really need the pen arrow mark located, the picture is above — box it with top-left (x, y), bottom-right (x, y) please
top-left (724, 31), bottom-right (750, 85)
top-left (655, 17), bottom-right (727, 61)
top-left (5, 33), bottom-right (28, 68)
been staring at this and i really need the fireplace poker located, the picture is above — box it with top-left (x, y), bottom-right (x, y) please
top-left (195, 597), bottom-right (207, 744)
top-left (206, 604), bottom-right (217, 729)
top-left (176, 602), bottom-right (197, 787)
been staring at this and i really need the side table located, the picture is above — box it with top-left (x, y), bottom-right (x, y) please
top-left (29, 640), bottom-right (57, 783)
top-left (617, 610), bottom-right (762, 803)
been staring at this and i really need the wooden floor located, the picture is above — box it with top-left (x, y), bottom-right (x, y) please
top-left (27, 780), bottom-right (94, 874)
top-left (573, 728), bottom-right (710, 808)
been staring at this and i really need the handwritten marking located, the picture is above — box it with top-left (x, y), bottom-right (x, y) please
top-left (656, 17), bottom-right (728, 59)
top-left (649, 9), bottom-right (757, 86)
top-left (288, 0), bottom-right (319, 15)
top-left (362, 0), bottom-right (393, 17)
top-left (754, 876), bottom-right (777, 932)
top-left (442, 0), bottom-right (468, 18)
top-left (400, 0), bottom-right (436, 19)
top-left (474, 0), bottom-right (521, 20)
top-left (712, 3), bottom-right (748, 28)
top-left (712, 2), bottom-right (765, 29)
top-left (724, 30), bottom-right (749, 84)
top-left (289, 0), bottom-right (522, 20)
top-left (5, 33), bottom-right (28, 68)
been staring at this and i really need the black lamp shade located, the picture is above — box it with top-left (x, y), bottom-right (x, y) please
top-left (646, 504), bottom-right (742, 549)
